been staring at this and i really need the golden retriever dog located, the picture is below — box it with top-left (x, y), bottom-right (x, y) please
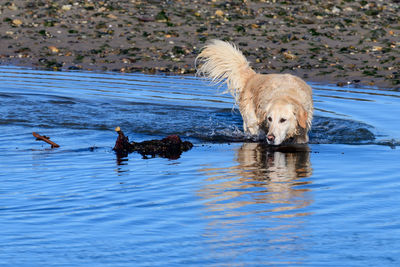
top-left (196, 40), bottom-right (313, 145)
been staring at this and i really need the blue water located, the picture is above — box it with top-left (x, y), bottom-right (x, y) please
top-left (1, 66), bottom-right (399, 266)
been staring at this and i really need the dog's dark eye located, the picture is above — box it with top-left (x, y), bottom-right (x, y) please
top-left (268, 117), bottom-right (272, 122)
top-left (279, 118), bottom-right (286, 123)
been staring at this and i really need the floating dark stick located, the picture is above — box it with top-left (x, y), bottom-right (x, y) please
top-left (113, 127), bottom-right (193, 159)
top-left (32, 132), bottom-right (60, 148)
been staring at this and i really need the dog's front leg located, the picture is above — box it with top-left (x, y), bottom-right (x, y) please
top-left (244, 123), bottom-right (265, 140)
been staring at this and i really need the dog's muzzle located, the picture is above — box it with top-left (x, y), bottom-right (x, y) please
top-left (267, 134), bottom-right (275, 145)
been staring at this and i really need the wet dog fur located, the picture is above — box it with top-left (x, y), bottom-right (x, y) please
top-left (196, 40), bottom-right (313, 145)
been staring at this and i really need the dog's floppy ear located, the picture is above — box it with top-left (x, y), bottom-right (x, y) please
top-left (256, 101), bottom-right (270, 126)
top-left (257, 109), bottom-right (267, 125)
top-left (296, 105), bottom-right (308, 129)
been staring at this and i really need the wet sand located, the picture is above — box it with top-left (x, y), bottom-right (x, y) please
top-left (0, 1), bottom-right (399, 88)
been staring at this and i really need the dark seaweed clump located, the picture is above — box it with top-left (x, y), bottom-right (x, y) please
top-left (113, 127), bottom-right (193, 159)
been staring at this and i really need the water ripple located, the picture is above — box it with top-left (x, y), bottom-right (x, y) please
top-left (1, 66), bottom-right (400, 266)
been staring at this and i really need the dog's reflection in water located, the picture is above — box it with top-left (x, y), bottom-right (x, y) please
top-left (235, 143), bottom-right (313, 208)
top-left (199, 143), bottom-right (313, 218)
top-left (198, 143), bottom-right (313, 258)
top-left (236, 143), bottom-right (312, 182)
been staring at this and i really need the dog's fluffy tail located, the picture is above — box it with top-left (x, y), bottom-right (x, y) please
top-left (196, 40), bottom-right (255, 101)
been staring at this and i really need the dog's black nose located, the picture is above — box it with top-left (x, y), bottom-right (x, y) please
top-left (267, 134), bottom-right (275, 142)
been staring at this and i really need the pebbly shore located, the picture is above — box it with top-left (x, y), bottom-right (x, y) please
top-left (0, 0), bottom-right (399, 88)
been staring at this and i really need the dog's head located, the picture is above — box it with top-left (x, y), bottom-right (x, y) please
top-left (259, 98), bottom-right (308, 145)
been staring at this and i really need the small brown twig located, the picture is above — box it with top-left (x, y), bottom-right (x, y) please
top-left (32, 132), bottom-right (60, 148)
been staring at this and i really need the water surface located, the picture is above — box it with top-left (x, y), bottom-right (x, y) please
top-left (1, 66), bottom-right (399, 266)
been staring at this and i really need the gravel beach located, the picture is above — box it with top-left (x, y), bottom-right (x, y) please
top-left (0, 0), bottom-right (399, 88)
